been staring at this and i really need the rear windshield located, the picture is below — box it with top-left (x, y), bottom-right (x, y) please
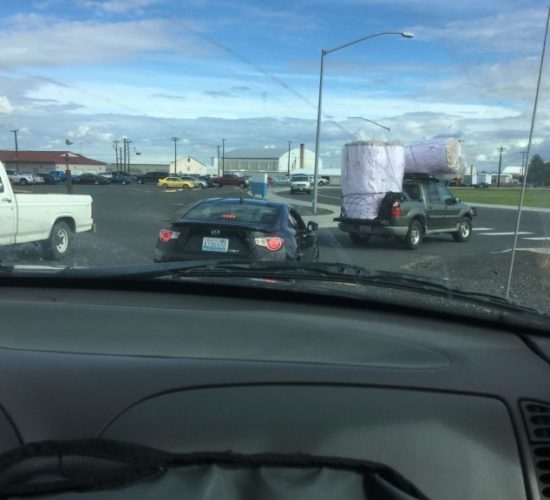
top-left (183, 203), bottom-right (281, 225)
top-left (292, 176), bottom-right (309, 181)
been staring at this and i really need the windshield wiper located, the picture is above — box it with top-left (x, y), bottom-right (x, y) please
top-left (54, 260), bottom-right (538, 314)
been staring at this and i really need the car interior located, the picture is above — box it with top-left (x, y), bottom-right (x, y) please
top-left (0, 277), bottom-right (549, 499)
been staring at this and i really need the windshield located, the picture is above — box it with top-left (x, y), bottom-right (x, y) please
top-left (1, 0), bottom-right (550, 327)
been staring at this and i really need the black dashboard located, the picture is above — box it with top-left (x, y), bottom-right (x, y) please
top-left (0, 282), bottom-right (549, 499)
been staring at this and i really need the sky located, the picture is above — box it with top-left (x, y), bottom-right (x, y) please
top-left (0, 0), bottom-right (549, 171)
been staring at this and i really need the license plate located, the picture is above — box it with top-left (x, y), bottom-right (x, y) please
top-left (202, 237), bottom-right (229, 252)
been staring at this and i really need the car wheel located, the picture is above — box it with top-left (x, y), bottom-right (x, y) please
top-left (137, 180), bottom-right (143, 184)
top-left (349, 233), bottom-right (370, 245)
top-left (122, 181), bottom-right (127, 185)
top-left (452, 217), bottom-right (472, 242)
top-left (405, 220), bottom-right (423, 250)
top-left (42, 221), bottom-right (73, 260)
top-left (94, 181), bottom-right (99, 185)
top-left (19, 179), bottom-right (28, 185)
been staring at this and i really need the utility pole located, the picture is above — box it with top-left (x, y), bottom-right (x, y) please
top-left (497, 146), bottom-right (504, 187)
top-left (113, 140), bottom-right (120, 171)
top-left (10, 129), bottom-right (19, 171)
top-left (287, 141), bottom-right (291, 176)
top-left (125, 139), bottom-right (132, 174)
top-left (520, 150), bottom-right (528, 176)
top-left (222, 138), bottom-right (225, 175)
top-left (171, 137), bottom-right (180, 175)
top-left (122, 138), bottom-right (127, 172)
top-left (217, 145), bottom-right (221, 176)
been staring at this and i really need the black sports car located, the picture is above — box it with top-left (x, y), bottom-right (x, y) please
top-left (154, 198), bottom-right (319, 262)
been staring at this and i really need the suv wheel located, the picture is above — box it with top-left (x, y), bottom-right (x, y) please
top-left (405, 220), bottom-right (423, 250)
top-left (452, 217), bottom-right (472, 242)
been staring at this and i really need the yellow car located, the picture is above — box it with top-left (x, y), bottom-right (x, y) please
top-left (157, 177), bottom-right (194, 189)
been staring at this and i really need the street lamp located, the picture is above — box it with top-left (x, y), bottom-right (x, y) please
top-left (347, 116), bottom-right (391, 133)
top-left (312, 31), bottom-right (414, 213)
top-left (171, 137), bottom-right (180, 175)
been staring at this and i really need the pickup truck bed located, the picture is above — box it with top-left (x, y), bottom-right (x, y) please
top-left (337, 176), bottom-right (476, 249)
top-left (0, 163), bottom-right (94, 260)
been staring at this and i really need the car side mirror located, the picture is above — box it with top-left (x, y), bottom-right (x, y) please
top-left (307, 221), bottom-right (319, 231)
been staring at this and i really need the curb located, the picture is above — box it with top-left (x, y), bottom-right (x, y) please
top-left (265, 188), bottom-right (339, 228)
top-left (468, 202), bottom-right (550, 213)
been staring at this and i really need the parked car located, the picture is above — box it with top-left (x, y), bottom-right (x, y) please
top-left (290, 174), bottom-right (312, 194)
top-left (308, 176), bottom-right (329, 186)
top-left (110, 172), bottom-right (134, 185)
top-left (474, 182), bottom-right (491, 189)
top-left (31, 174), bottom-right (45, 185)
top-left (210, 173), bottom-right (249, 188)
top-left (179, 175), bottom-right (206, 188)
top-left (157, 176), bottom-right (194, 188)
top-left (272, 176), bottom-right (290, 186)
top-left (75, 173), bottom-right (112, 185)
top-left (5, 170), bottom-right (36, 185)
top-left (35, 173), bottom-right (57, 184)
top-left (49, 171), bottom-right (66, 182)
top-left (154, 197), bottom-right (319, 263)
top-left (136, 171), bottom-right (168, 184)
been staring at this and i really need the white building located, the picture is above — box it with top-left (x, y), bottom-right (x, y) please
top-left (215, 145), bottom-right (321, 174)
top-left (0, 150), bottom-right (106, 175)
top-left (170, 155), bottom-right (208, 176)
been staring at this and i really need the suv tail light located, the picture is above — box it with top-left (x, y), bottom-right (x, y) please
top-left (254, 236), bottom-right (284, 251)
top-left (159, 229), bottom-right (180, 243)
top-left (391, 200), bottom-right (401, 218)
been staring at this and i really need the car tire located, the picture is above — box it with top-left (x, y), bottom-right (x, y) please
top-left (349, 233), bottom-right (370, 245)
top-left (452, 217), bottom-right (472, 242)
top-left (137, 180), bottom-right (143, 184)
top-left (19, 179), bottom-right (28, 185)
top-left (94, 181), bottom-right (99, 185)
top-left (42, 221), bottom-right (73, 260)
top-left (405, 220), bottom-right (423, 250)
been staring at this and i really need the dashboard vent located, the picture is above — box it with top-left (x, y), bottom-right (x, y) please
top-left (521, 401), bottom-right (550, 498)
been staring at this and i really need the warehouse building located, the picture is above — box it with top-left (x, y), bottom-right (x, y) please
top-left (170, 155), bottom-right (208, 176)
top-left (215, 144), bottom-right (320, 174)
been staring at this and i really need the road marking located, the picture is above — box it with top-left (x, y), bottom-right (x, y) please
top-left (494, 247), bottom-right (550, 255)
top-left (522, 236), bottom-right (550, 241)
top-left (478, 231), bottom-right (533, 236)
top-left (472, 227), bottom-right (494, 231)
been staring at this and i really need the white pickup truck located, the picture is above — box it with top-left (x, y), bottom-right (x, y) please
top-left (0, 162), bottom-right (94, 260)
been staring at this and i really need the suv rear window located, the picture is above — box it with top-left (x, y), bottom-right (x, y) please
top-left (291, 176), bottom-right (309, 181)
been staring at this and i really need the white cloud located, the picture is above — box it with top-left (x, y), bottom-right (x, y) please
top-left (0, 15), bottom-right (204, 69)
top-left (0, 96), bottom-right (15, 114)
top-left (410, 8), bottom-right (547, 55)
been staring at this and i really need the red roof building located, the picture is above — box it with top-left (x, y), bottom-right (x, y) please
top-left (0, 150), bottom-right (106, 174)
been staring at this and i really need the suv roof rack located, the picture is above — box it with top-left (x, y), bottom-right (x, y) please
top-left (403, 172), bottom-right (440, 182)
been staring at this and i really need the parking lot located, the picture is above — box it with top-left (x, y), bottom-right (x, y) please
top-left (4, 182), bottom-right (550, 309)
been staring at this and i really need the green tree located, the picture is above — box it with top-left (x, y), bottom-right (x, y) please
top-left (527, 154), bottom-right (550, 186)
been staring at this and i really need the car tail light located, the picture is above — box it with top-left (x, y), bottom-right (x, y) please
top-left (391, 200), bottom-right (401, 218)
top-left (254, 236), bottom-right (284, 251)
top-left (222, 213), bottom-right (237, 220)
top-left (159, 229), bottom-right (180, 243)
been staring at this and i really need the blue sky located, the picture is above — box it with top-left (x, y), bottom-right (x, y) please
top-left (0, 0), bottom-right (549, 170)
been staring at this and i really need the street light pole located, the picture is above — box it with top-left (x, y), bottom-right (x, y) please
top-left (497, 146), bottom-right (504, 187)
top-left (217, 145), bottom-right (221, 176)
top-left (312, 31), bottom-right (413, 214)
top-left (347, 116), bottom-right (391, 133)
top-left (171, 137), bottom-right (180, 175)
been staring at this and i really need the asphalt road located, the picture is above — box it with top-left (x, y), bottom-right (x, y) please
top-left (3, 182), bottom-right (550, 308)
